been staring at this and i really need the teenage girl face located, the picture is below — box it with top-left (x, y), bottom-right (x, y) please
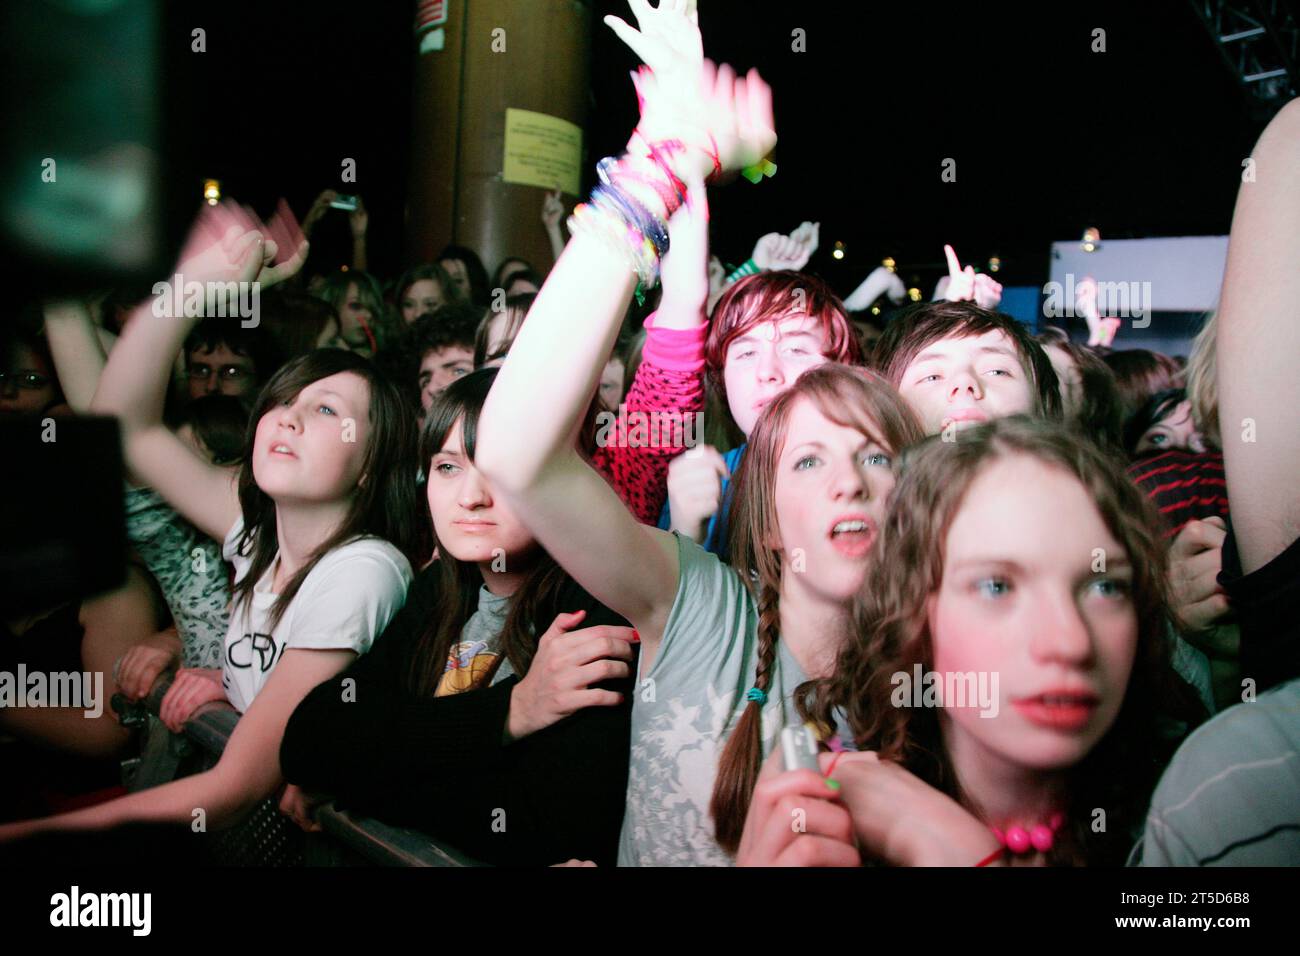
top-left (897, 329), bottom-right (1036, 436)
top-left (440, 259), bottom-right (471, 299)
top-left (1134, 399), bottom-right (1205, 455)
top-left (929, 454), bottom-right (1138, 773)
top-left (723, 315), bottom-right (831, 437)
top-left (1044, 344), bottom-right (1082, 418)
top-left (337, 283), bottom-right (375, 348)
top-left (772, 397), bottom-right (895, 604)
top-left (0, 342), bottom-right (59, 418)
top-left (401, 279), bottom-right (446, 325)
top-left (427, 418), bottom-right (536, 567)
top-left (252, 371), bottom-right (372, 503)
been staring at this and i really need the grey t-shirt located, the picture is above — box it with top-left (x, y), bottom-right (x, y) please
top-left (1133, 677), bottom-right (1300, 865)
top-left (436, 585), bottom-right (515, 695)
top-left (618, 533), bottom-right (809, 867)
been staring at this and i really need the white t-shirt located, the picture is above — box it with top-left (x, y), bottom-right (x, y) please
top-left (219, 518), bottom-right (413, 713)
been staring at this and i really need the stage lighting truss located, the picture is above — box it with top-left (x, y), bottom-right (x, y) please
top-left (1190, 0), bottom-right (1299, 108)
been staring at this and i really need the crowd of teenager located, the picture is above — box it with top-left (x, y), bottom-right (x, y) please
top-left (2, 0), bottom-right (1297, 867)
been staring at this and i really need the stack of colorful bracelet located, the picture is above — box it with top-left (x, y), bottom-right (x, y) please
top-left (567, 136), bottom-right (693, 303)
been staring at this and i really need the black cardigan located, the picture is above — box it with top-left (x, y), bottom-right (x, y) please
top-left (280, 564), bottom-right (635, 866)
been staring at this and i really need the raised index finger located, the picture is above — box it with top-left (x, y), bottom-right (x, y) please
top-left (943, 244), bottom-right (963, 278)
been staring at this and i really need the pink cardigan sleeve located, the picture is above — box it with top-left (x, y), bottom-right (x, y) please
top-left (590, 309), bottom-right (708, 523)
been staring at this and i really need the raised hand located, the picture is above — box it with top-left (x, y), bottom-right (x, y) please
top-left (788, 221), bottom-right (820, 258)
top-left (348, 195), bottom-right (368, 237)
top-left (609, 0), bottom-right (775, 182)
top-left (753, 223), bottom-right (818, 272)
top-left (604, 0), bottom-right (703, 112)
top-left (541, 188), bottom-right (565, 231)
top-left (176, 201), bottom-right (309, 293)
top-left (941, 244), bottom-right (976, 303)
top-left (302, 189), bottom-right (338, 235)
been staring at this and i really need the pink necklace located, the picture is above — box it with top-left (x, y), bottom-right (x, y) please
top-left (992, 812), bottom-right (1065, 855)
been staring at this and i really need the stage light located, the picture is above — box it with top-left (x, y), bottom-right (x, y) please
top-left (1081, 227), bottom-right (1101, 253)
top-left (203, 179), bottom-right (221, 206)
top-left (907, 287), bottom-right (922, 302)
top-left (832, 240), bottom-right (845, 261)
top-left (882, 256), bottom-right (896, 272)
top-left (870, 305), bottom-right (881, 315)
top-left (988, 256), bottom-right (1001, 273)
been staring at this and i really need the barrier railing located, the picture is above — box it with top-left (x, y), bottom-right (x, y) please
top-left (112, 675), bottom-right (480, 867)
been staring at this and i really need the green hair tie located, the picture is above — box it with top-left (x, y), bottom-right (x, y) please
top-left (745, 687), bottom-right (768, 705)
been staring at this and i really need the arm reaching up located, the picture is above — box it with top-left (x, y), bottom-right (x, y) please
top-left (475, 0), bottom-right (775, 661)
top-left (91, 201), bottom-right (307, 541)
top-left (1216, 99), bottom-right (1300, 573)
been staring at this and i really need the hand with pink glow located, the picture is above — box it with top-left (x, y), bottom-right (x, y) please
top-left (176, 200), bottom-right (309, 293)
top-left (1076, 275), bottom-right (1121, 347)
top-left (608, 0), bottom-right (775, 182)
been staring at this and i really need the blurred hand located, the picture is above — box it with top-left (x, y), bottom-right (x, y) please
top-left (348, 195), bottom-right (368, 236)
top-left (175, 200), bottom-right (309, 292)
top-left (542, 189), bottom-right (565, 231)
top-left (303, 189), bottom-right (338, 234)
top-left (666, 444), bottom-right (729, 542)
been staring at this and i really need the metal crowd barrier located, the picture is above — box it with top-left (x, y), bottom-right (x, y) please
top-left (112, 675), bottom-right (480, 867)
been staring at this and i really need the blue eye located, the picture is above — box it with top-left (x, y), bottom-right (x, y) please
top-left (434, 461), bottom-right (459, 475)
top-left (974, 577), bottom-right (1012, 598)
top-left (861, 451), bottom-right (892, 468)
top-left (985, 368), bottom-right (1012, 378)
top-left (919, 373), bottom-right (941, 384)
top-left (794, 454), bottom-right (819, 471)
top-left (318, 404), bottom-right (336, 416)
top-left (1089, 578), bottom-right (1129, 599)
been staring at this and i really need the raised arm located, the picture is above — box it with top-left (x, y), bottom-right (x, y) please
top-left (90, 203), bottom-right (306, 542)
top-left (475, 0), bottom-right (774, 650)
top-left (1216, 98), bottom-right (1300, 573)
top-left (42, 299), bottom-right (115, 411)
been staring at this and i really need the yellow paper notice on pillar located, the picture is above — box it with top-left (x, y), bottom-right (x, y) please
top-left (503, 109), bottom-right (582, 196)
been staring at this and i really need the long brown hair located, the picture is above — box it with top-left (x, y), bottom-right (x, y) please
top-left (798, 417), bottom-right (1206, 865)
top-left (405, 367), bottom-right (601, 696)
top-left (709, 364), bottom-right (925, 853)
top-left (233, 348), bottom-right (420, 634)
